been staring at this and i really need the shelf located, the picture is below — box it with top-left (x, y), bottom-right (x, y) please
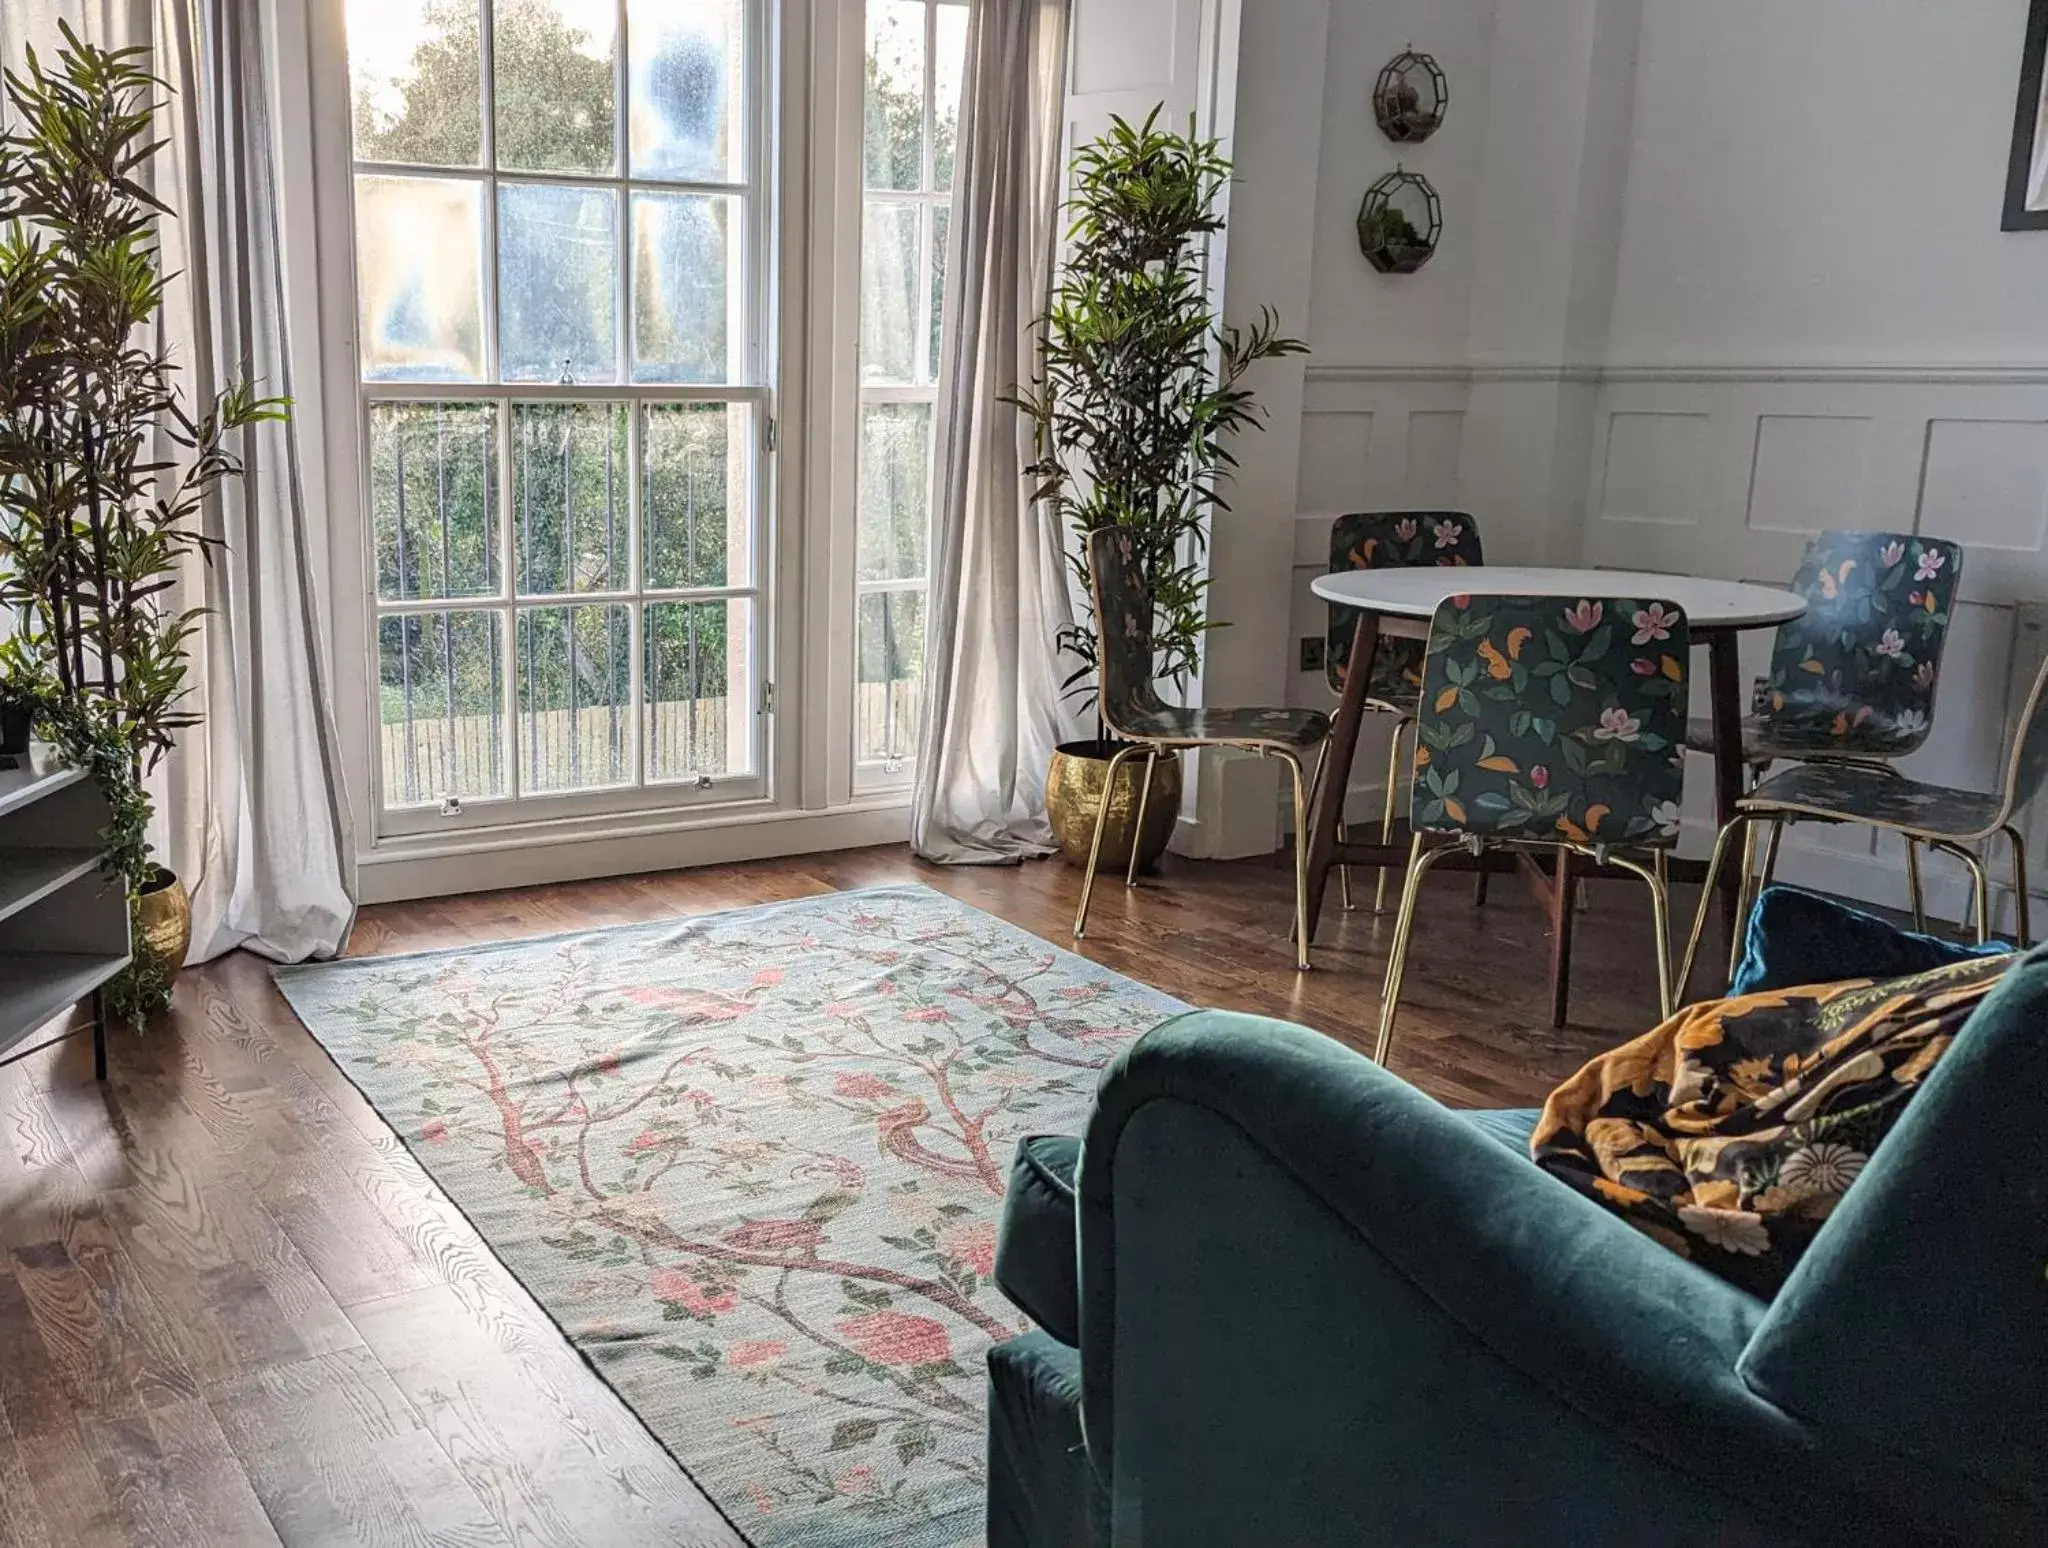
top-left (0, 849), bottom-right (104, 928)
top-left (0, 764), bottom-right (84, 819)
top-left (0, 951), bottom-right (131, 1054)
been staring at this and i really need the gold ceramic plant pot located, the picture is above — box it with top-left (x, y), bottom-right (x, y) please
top-left (134, 867), bottom-right (192, 984)
top-left (1045, 741), bottom-right (1181, 871)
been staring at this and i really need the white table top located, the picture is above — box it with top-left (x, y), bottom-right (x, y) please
top-left (1310, 566), bottom-right (1807, 630)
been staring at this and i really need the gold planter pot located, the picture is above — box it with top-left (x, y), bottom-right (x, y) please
top-left (134, 867), bottom-right (192, 984)
top-left (1045, 741), bottom-right (1180, 872)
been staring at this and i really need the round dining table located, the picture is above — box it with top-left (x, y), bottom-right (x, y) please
top-left (1303, 565), bottom-right (1807, 1021)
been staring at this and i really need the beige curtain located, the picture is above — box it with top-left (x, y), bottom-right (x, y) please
top-left (910, 0), bottom-right (1078, 864)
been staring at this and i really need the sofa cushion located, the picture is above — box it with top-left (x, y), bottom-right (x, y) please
top-left (1732, 883), bottom-right (2010, 995)
top-left (996, 1135), bottom-right (1082, 1347)
top-left (987, 1330), bottom-right (1101, 1548)
top-left (1459, 1107), bottom-right (1541, 1152)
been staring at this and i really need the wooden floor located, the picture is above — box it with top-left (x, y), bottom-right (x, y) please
top-left (0, 842), bottom-right (1713, 1546)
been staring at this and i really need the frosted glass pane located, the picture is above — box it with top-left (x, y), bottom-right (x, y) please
top-left (644, 403), bottom-right (750, 590)
top-left (934, 3), bottom-right (967, 190)
top-left (864, 0), bottom-right (925, 191)
top-left (379, 611), bottom-right (505, 807)
top-left (628, 0), bottom-right (745, 181)
top-left (858, 401), bottom-right (930, 582)
top-left (855, 590), bottom-right (925, 765)
top-left (632, 192), bottom-right (738, 384)
top-left (355, 175), bottom-right (485, 382)
top-left (516, 604), bottom-right (632, 791)
top-left (493, 0), bottom-right (618, 174)
top-left (512, 402), bottom-right (628, 594)
top-left (860, 199), bottom-right (918, 385)
top-left (348, 0), bottom-right (482, 166)
top-left (369, 402), bottom-right (499, 601)
top-left (646, 600), bottom-right (754, 781)
top-left (498, 182), bottom-right (619, 384)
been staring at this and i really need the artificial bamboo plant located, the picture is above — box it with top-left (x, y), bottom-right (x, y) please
top-left (0, 24), bottom-right (285, 1021)
top-left (1015, 107), bottom-right (1304, 738)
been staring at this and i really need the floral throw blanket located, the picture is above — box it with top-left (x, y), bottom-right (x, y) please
top-left (1531, 952), bottom-right (2014, 1295)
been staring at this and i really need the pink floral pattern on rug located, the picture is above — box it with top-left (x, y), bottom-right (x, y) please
top-left (275, 884), bottom-right (1182, 1547)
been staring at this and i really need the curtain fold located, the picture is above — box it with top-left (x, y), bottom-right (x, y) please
top-left (910, 0), bottom-right (1078, 865)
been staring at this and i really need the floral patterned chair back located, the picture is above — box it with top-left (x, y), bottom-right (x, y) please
top-left (1087, 527), bottom-right (1168, 736)
top-left (1326, 512), bottom-right (1484, 705)
top-left (1760, 531), bottom-right (1963, 755)
top-left (1412, 594), bottom-right (1689, 847)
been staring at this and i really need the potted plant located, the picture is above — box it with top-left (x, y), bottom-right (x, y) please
top-left (1015, 108), bottom-right (1305, 868)
top-left (0, 26), bottom-right (286, 1022)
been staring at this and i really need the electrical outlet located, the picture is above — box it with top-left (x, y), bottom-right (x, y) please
top-left (1299, 636), bottom-right (1326, 674)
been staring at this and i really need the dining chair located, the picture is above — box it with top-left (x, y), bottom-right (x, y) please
top-left (1377, 593), bottom-right (1689, 1065)
top-left (1677, 653), bottom-right (2048, 998)
top-left (1324, 511), bottom-right (1485, 912)
top-left (1683, 530), bottom-right (1963, 926)
top-left (1074, 527), bottom-right (1333, 971)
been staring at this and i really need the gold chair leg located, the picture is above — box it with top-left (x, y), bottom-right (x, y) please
top-left (1680, 813), bottom-right (1751, 1004)
top-left (1073, 744), bottom-right (1145, 941)
top-left (1375, 833), bottom-right (1456, 1066)
top-left (1338, 820), bottom-right (1354, 911)
top-left (1727, 817), bottom-right (1759, 981)
top-left (1759, 819), bottom-right (1784, 890)
top-left (2005, 823), bottom-right (2031, 948)
top-left (1372, 718), bottom-right (1410, 915)
top-left (1905, 838), bottom-right (1927, 933)
top-left (1605, 849), bottom-right (1675, 1019)
top-left (1281, 750), bottom-right (1313, 973)
top-left (1125, 749), bottom-right (1159, 888)
top-left (1963, 846), bottom-right (1991, 946)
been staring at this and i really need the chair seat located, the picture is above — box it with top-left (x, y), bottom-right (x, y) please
top-left (1123, 705), bottom-right (1331, 749)
top-left (1683, 714), bottom-right (1917, 764)
top-left (1743, 761), bottom-right (2005, 840)
top-left (1365, 690), bottom-right (1420, 717)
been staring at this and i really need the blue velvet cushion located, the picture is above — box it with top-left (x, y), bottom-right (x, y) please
top-left (996, 1135), bottom-right (1082, 1347)
top-left (1730, 884), bottom-right (2012, 995)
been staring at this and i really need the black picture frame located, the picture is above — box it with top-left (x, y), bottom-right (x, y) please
top-left (2003, 0), bottom-right (2048, 230)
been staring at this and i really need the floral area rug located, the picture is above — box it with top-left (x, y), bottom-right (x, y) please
top-left (274, 884), bottom-right (1183, 1547)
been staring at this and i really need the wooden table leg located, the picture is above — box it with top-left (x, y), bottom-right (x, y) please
top-left (1548, 845), bottom-right (1575, 1028)
top-left (1706, 630), bottom-right (1746, 947)
top-left (1303, 611), bottom-right (1379, 943)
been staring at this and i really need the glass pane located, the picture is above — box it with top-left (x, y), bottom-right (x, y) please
top-left (516, 604), bottom-right (632, 791)
top-left (928, 203), bottom-right (948, 384)
top-left (855, 590), bottom-right (925, 765)
top-left (628, 0), bottom-right (746, 181)
top-left (934, 3), bottom-right (967, 190)
top-left (512, 403), bottom-right (628, 594)
top-left (369, 403), bottom-right (499, 601)
top-left (347, 0), bottom-right (482, 166)
top-left (355, 175), bottom-right (485, 381)
top-left (378, 610), bottom-right (505, 808)
top-left (644, 403), bottom-right (750, 590)
top-left (493, 0), bottom-right (618, 174)
top-left (858, 402), bottom-right (931, 583)
top-left (498, 182), bottom-right (620, 384)
top-left (860, 200), bottom-right (918, 385)
top-left (632, 192), bottom-right (738, 384)
top-left (864, 0), bottom-right (926, 191)
top-left (645, 600), bottom-right (754, 781)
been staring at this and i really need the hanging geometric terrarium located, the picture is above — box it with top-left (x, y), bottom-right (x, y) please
top-left (1373, 48), bottom-right (1448, 144)
top-left (1357, 168), bottom-right (1442, 275)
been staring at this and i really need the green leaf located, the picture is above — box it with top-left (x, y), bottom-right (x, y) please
top-left (828, 1418), bottom-right (881, 1452)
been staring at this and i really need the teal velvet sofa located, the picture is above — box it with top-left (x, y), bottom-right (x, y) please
top-left (989, 936), bottom-right (2048, 1546)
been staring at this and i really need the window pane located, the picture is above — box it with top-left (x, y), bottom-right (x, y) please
top-left (858, 402), bottom-right (931, 582)
top-left (632, 192), bottom-right (738, 384)
top-left (493, 0), bottom-right (618, 174)
top-left (860, 200), bottom-right (918, 384)
top-left (379, 610), bottom-right (505, 807)
top-left (855, 590), bottom-right (925, 764)
top-left (644, 403), bottom-right (750, 590)
top-left (934, 3), bottom-right (967, 190)
top-left (928, 203), bottom-right (948, 384)
top-left (370, 402), bottom-right (499, 601)
top-left (355, 175), bottom-right (485, 381)
top-left (499, 183), bottom-right (620, 384)
top-left (348, 0), bottom-right (482, 167)
top-left (628, 0), bottom-right (745, 181)
top-left (512, 403), bottom-right (627, 594)
top-left (516, 604), bottom-right (632, 791)
top-left (645, 600), bottom-right (754, 781)
top-left (864, 1), bottom-right (926, 191)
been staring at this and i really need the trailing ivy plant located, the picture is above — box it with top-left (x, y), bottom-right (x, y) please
top-left (1013, 107), bottom-right (1305, 738)
top-left (0, 24), bottom-right (287, 1023)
